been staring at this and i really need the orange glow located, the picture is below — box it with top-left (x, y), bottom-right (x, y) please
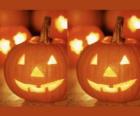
top-left (103, 66), bottom-right (117, 78)
top-left (13, 32), bottom-right (27, 45)
top-left (120, 55), bottom-right (130, 65)
top-left (87, 79), bottom-right (136, 93)
top-left (128, 16), bottom-right (140, 32)
top-left (55, 15), bottom-right (68, 32)
top-left (0, 39), bottom-right (11, 55)
top-left (15, 79), bottom-right (64, 93)
top-left (90, 54), bottom-right (98, 65)
top-left (69, 38), bottom-right (84, 55)
top-left (31, 67), bottom-right (45, 78)
top-left (86, 32), bottom-right (99, 45)
top-left (47, 55), bottom-right (57, 65)
top-left (18, 54), bottom-right (25, 65)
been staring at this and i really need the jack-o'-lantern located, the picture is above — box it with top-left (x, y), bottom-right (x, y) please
top-left (31, 10), bottom-right (68, 40)
top-left (0, 26), bottom-right (31, 64)
top-left (105, 10), bottom-right (140, 39)
top-left (68, 26), bottom-right (104, 66)
top-left (4, 17), bottom-right (67, 102)
top-left (0, 10), bottom-right (29, 27)
top-left (67, 10), bottom-right (102, 28)
top-left (77, 16), bottom-right (140, 102)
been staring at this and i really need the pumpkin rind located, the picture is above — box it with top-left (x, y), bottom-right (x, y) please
top-left (77, 17), bottom-right (140, 102)
top-left (4, 16), bottom-right (67, 102)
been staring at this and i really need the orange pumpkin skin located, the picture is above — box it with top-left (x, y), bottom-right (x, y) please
top-left (77, 17), bottom-right (140, 102)
top-left (0, 26), bottom-right (31, 65)
top-left (77, 37), bottom-right (140, 102)
top-left (68, 26), bottom-right (104, 66)
top-left (31, 10), bottom-right (68, 39)
top-left (0, 10), bottom-right (29, 27)
top-left (4, 39), bottom-right (67, 102)
top-left (4, 17), bottom-right (67, 102)
top-left (67, 10), bottom-right (102, 28)
top-left (105, 10), bottom-right (140, 39)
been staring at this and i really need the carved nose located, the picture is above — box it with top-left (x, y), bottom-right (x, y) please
top-left (103, 66), bottom-right (117, 78)
top-left (31, 66), bottom-right (45, 78)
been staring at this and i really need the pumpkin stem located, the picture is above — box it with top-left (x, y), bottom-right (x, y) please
top-left (40, 16), bottom-right (53, 44)
top-left (112, 16), bottom-right (125, 44)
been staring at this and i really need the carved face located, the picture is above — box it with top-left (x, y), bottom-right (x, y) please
top-left (15, 54), bottom-right (64, 93)
top-left (88, 54), bottom-right (136, 93)
top-left (77, 40), bottom-right (140, 102)
top-left (0, 26), bottom-right (31, 64)
top-left (4, 42), bottom-right (67, 102)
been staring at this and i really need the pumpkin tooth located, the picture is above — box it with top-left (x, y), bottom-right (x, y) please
top-left (109, 85), bottom-right (113, 88)
top-left (118, 87), bottom-right (121, 92)
top-left (100, 87), bottom-right (103, 92)
top-left (29, 85), bottom-right (46, 93)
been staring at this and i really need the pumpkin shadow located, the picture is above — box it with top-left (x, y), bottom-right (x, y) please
top-left (22, 96), bottom-right (69, 106)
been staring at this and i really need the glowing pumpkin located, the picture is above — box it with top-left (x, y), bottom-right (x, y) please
top-left (31, 10), bottom-right (68, 40)
top-left (0, 26), bottom-right (31, 64)
top-left (77, 16), bottom-right (140, 102)
top-left (68, 26), bottom-right (104, 66)
top-left (4, 17), bottom-right (67, 102)
top-left (105, 10), bottom-right (140, 39)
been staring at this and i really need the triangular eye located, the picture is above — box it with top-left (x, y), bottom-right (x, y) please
top-left (90, 54), bottom-right (98, 65)
top-left (47, 55), bottom-right (57, 65)
top-left (103, 66), bottom-right (117, 78)
top-left (120, 55), bottom-right (130, 65)
top-left (18, 54), bottom-right (25, 65)
top-left (31, 66), bottom-right (45, 78)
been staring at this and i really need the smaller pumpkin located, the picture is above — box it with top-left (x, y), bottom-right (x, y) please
top-left (0, 10), bottom-right (29, 27)
top-left (67, 10), bottom-right (102, 28)
top-left (31, 10), bottom-right (68, 40)
top-left (0, 26), bottom-right (31, 65)
top-left (77, 16), bottom-right (140, 102)
top-left (68, 25), bottom-right (104, 66)
top-left (4, 16), bottom-right (67, 102)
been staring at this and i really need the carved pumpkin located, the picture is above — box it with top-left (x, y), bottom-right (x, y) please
top-left (31, 10), bottom-right (68, 40)
top-left (0, 26), bottom-right (31, 64)
top-left (105, 10), bottom-right (140, 39)
top-left (77, 16), bottom-right (140, 102)
top-left (67, 10), bottom-right (102, 28)
top-left (0, 10), bottom-right (29, 27)
top-left (68, 25), bottom-right (104, 66)
top-left (4, 17), bottom-right (67, 102)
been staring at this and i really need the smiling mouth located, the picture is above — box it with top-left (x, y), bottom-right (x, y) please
top-left (15, 79), bottom-right (64, 93)
top-left (87, 79), bottom-right (137, 93)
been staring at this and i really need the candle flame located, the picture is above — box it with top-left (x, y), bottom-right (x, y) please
top-left (128, 16), bottom-right (140, 32)
top-left (55, 15), bottom-right (68, 32)
top-left (13, 32), bottom-right (27, 45)
top-left (86, 32), bottom-right (99, 45)
top-left (0, 39), bottom-right (11, 55)
top-left (69, 38), bottom-right (84, 55)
